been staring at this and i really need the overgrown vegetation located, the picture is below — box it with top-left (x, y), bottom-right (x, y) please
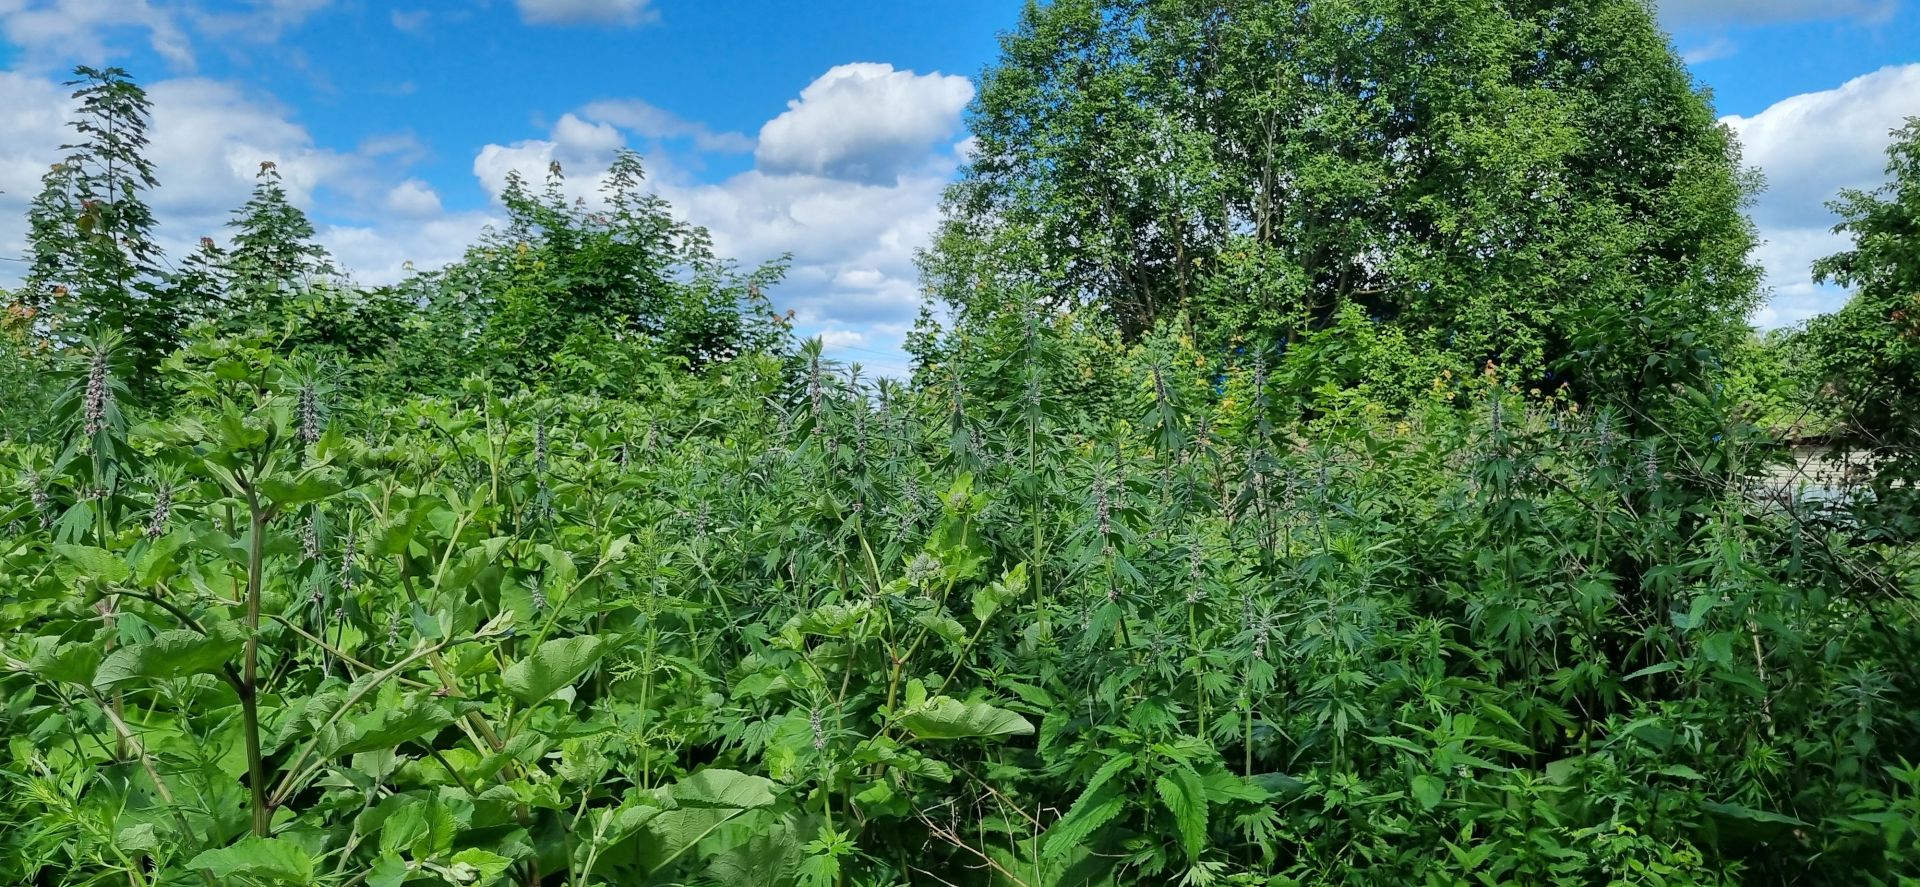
top-left (2, 7), bottom-right (1917, 885)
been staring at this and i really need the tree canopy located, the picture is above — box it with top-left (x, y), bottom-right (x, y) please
top-left (928, 0), bottom-right (1761, 409)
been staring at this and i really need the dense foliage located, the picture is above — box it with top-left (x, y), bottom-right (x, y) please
top-left (926, 0), bottom-right (1762, 413)
top-left (1, 26), bottom-right (1916, 887)
top-left (1793, 119), bottom-right (1920, 541)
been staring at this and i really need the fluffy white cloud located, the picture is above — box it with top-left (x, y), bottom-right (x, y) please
top-left (322, 211), bottom-right (498, 286)
top-left (579, 99), bottom-right (754, 153)
top-left (0, 69), bottom-right (72, 271)
top-left (1725, 64), bottom-right (1920, 327)
top-left (384, 179), bottom-right (442, 217)
top-left (755, 63), bottom-right (974, 184)
top-left (1657, 0), bottom-right (1897, 27)
top-left (516, 0), bottom-right (655, 27)
top-left (0, 0), bottom-right (194, 69)
top-left (472, 113), bottom-right (628, 202)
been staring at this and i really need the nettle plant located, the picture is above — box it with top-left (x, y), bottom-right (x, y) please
top-left (1, 325), bottom-right (1918, 886)
top-left (0, 337), bottom-right (1051, 886)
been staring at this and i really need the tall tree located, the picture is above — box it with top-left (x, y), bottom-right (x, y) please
top-left (928, 0), bottom-right (1761, 410)
top-left (23, 67), bottom-right (174, 388)
top-left (1802, 117), bottom-right (1920, 534)
top-left (226, 160), bottom-right (335, 327)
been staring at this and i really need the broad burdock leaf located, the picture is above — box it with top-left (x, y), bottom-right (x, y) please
top-left (503, 634), bottom-right (607, 705)
top-left (900, 696), bottom-right (1034, 740)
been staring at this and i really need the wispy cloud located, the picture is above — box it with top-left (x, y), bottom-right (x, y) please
top-left (515, 0), bottom-right (656, 28)
top-left (578, 99), bottom-right (754, 153)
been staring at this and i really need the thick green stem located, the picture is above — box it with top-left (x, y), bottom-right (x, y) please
top-left (242, 489), bottom-right (270, 836)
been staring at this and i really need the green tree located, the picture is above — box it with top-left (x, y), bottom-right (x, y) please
top-left (929, 0), bottom-right (1761, 411)
top-left (23, 67), bottom-right (175, 390)
top-left (1803, 117), bottom-right (1920, 534)
top-left (226, 160), bottom-right (336, 329)
top-left (444, 151), bottom-right (788, 385)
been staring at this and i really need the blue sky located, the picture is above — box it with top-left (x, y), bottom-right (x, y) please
top-left (2, 0), bottom-right (1918, 375)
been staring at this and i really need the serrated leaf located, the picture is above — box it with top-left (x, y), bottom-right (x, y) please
top-left (1043, 788), bottom-right (1126, 860)
top-left (185, 837), bottom-right (314, 883)
top-left (94, 623), bottom-right (244, 689)
top-left (27, 638), bottom-right (103, 686)
top-left (900, 696), bottom-right (1034, 740)
top-left (54, 544), bottom-right (128, 583)
top-left (333, 696), bottom-right (456, 756)
top-left (503, 635), bottom-right (606, 706)
top-left (669, 768), bottom-right (777, 809)
top-left (259, 472), bottom-right (344, 507)
top-left (1155, 767), bottom-right (1208, 860)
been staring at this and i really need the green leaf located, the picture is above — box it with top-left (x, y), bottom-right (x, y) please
top-left (94, 623), bottom-right (245, 689)
top-left (54, 544), bottom-right (129, 584)
top-left (971, 562), bottom-right (1027, 625)
top-left (1701, 801), bottom-right (1809, 827)
top-left (379, 794), bottom-right (457, 857)
top-left (1622, 662), bottom-right (1679, 681)
top-left (637, 770), bottom-right (779, 874)
top-left (334, 696), bottom-right (457, 756)
top-left (502, 635), bottom-right (607, 706)
top-left (1042, 754), bottom-right (1134, 859)
top-left (1411, 774), bottom-right (1444, 810)
top-left (27, 638), bottom-right (103, 686)
top-left (447, 848), bottom-right (513, 882)
top-left (259, 472), bottom-right (344, 507)
top-left (669, 768), bottom-right (777, 809)
top-left (1044, 788), bottom-right (1126, 860)
top-left (1677, 594), bottom-right (1717, 631)
top-left (115, 823), bottom-right (159, 854)
top-left (899, 696), bottom-right (1034, 741)
top-left (1155, 767), bottom-right (1208, 861)
top-left (1366, 734), bottom-right (1426, 757)
top-left (185, 837), bottom-right (314, 883)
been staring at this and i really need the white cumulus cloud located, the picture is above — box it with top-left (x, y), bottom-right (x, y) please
top-left (0, 0), bottom-right (194, 70)
top-left (1725, 64), bottom-right (1920, 327)
top-left (755, 63), bottom-right (974, 184)
top-left (384, 179), bottom-right (443, 217)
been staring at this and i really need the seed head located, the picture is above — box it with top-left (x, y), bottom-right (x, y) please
top-left (302, 512), bottom-right (321, 560)
top-left (28, 474), bottom-right (52, 530)
top-left (339, 531), bottom-right (358, 592)
top-left (82, 349), bottom-right (110, 437)
top-left (1093, 477), bottom-right (1112, 536)
top-left (297, 383), bottom-right (322, 445)
top-left (146, 482), bottom-right (172, 540)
